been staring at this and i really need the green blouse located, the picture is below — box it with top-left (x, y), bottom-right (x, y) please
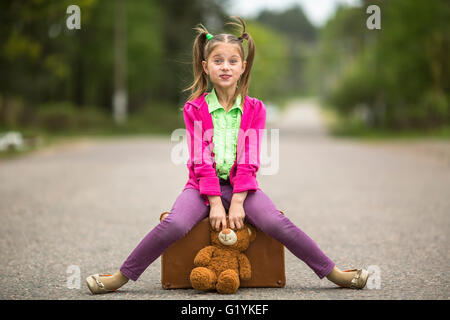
top-left (205, 88), bottom-right (243, 180)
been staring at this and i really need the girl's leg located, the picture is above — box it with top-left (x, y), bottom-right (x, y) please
top-left (222, 185), bottom-right (335, 279)
top-left (119, 187), bottom-right (210, 281)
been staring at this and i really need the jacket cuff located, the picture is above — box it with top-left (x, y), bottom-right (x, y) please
top-left (199, 176), bottom-right (221, 196)
top-left (232, 174), bottom-right (258, 193)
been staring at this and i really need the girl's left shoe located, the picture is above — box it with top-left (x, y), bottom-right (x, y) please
top-left (341, 269), bottom-right (369, 289)
top-left (86, 274), bottom-right (117, 294)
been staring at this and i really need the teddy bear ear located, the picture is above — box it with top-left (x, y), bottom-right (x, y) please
top-left (247, 225), bottom-right (257, 242)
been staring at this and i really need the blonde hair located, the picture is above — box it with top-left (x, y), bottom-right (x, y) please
top-left (183, 16), bottom-right (255, 108)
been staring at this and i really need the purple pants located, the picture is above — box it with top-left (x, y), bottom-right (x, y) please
top-left (120, 180), bottom-right (335, 281)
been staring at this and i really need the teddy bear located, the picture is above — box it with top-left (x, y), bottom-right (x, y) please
top-left (189, 220), bottom-right (257, 294)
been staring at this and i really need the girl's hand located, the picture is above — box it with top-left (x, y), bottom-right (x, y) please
top-left (209, 202), bottom-right (227, 231)
top-left (228, 201), bottom-right (246, 230)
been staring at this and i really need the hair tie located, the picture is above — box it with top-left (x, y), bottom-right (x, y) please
top-left (206, 33), bottom-right (213, 40)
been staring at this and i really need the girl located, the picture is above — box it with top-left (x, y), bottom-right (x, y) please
top-left (86, 16), bottom-right (369, 294)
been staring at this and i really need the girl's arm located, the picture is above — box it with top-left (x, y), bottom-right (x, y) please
top-left (208, 195), bottom-right (227, 231)
top-left (233, 100), bottom-right (266, 194)
top-left (231, 191), bottom-right (248, 204)
top-left (229, 191), bottom-right (248, 229)
top-left (183, 103), bottom-right (221, 197)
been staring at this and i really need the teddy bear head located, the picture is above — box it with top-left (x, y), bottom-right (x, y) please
top-left (210, 221), bottom-right (257, 251)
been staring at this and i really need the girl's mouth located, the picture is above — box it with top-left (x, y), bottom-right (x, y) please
top-left (220, 75), bottom-right (231, 80)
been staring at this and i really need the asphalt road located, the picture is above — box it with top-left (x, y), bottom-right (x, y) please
top-left (0, 99), bottom-right (449, 300)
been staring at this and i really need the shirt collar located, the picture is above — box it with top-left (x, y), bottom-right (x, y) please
top-left (206, 88), bottom-right (242, 114)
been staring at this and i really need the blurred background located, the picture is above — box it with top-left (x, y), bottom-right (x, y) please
top-left (0, 0), bottom-right (449, 155)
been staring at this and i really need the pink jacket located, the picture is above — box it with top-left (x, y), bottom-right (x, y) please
top-left (183, 92), bottom-right (267, 206)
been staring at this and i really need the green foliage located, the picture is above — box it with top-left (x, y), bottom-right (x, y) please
top-left (256, 5), bottom-right (316, 42)
top-left (123, 102), bottom-right (185, 134)
top-left (34, 102), bottom-right (111, 133)
top-left (255, 6), bottom-right (316, 96)
top-left (36, 102), bottom-right (79, 132)
top-left (310, 0), bottom-right (450, 131)
top-left (243, 21), bottom-right (291, 101)
top-left (126, 1), bottom-right (164, 109)
top-left (14, 100), bottom-right (184, 135)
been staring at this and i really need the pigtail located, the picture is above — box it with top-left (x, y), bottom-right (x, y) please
top-left (183, 24), bottom-right (211, 102)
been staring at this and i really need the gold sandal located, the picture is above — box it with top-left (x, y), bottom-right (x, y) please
top-left (341, 269), bottom-right (369, 289)
top-left (86, 273), bottom-right (116, 294)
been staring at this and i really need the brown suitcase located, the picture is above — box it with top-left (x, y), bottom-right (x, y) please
top-left (160, 211), bottom-right (286, 289)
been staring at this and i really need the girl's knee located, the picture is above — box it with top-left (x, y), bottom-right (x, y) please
top-left (161, 214), bottom-right (194, 239)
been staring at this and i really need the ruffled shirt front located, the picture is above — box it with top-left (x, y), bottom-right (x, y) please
top-left (205, 88), bottom-right (242, 180)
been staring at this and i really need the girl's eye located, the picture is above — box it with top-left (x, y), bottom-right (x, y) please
top-left (213, 59), bottom-right (237, 64)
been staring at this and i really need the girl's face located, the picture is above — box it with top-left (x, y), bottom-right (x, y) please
top-left (202, 43), bottom-right (246, 91)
